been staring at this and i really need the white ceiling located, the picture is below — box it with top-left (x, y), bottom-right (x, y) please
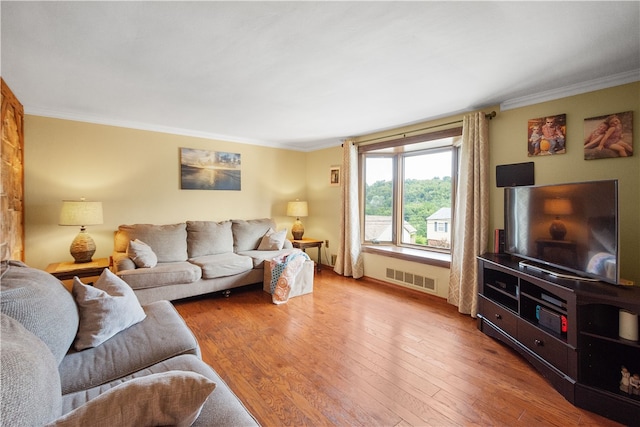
top-left (1, 1), bottom-right (639, 151)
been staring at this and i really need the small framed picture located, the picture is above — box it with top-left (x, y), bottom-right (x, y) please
top-left (329, 166), bottom-right (340, 186)
top-left (584, 111), bottom-right (633, 160)
top-left (527, 114), bottom-right (566, 156)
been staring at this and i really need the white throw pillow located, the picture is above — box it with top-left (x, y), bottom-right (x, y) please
top-left (72, 269), bottom-right (146, 350)
top-left (46, 371), bottom-right (216, 427)
top-left (127, 239), bottom-right (158, 268)
top-left (257, 228), bottom-right (287, 250)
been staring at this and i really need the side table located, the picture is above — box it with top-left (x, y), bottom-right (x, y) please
top-left (45, 257), bottom-right (111, 288)
top-left (291, 238), bottom-right (323, 272)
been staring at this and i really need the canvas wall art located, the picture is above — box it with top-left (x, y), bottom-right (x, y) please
top-left (528, 114), bottom-right (566, 156)
top-left (180, 148), bottom-right (241, 190)
top-left (584, 111), bottom-right (633, 160)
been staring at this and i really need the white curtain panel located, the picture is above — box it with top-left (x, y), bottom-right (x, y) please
top-left (448, 112), bottom-right (490, 317)
top-left (334, 139), bottom-right (364, 278)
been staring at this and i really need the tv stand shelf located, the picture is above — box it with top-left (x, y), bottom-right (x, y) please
top-left (477, 253), bottom-right (640, 425)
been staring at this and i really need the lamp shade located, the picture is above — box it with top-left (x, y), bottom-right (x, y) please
top-left (543, 198), bottom-right (573, 216)
top-left (287, 200), bottom-right (308, 218)
top-left (59, 200), bottom-right (104, 226)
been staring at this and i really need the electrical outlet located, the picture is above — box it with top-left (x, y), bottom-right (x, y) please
top-left (325, 239), bottom-right (329, 248)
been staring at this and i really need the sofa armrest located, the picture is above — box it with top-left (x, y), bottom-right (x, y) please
top-left (112, 252), bottom-right (135, 273)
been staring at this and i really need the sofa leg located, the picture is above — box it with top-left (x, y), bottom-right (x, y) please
top-left (222, 290), bottom-right (231, 298)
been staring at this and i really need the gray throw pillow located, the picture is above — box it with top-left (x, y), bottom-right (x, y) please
top-left (257, 228), bottom-right (288, 250)
top-left (127, 239), bottom-right (158, 268)
top-left (72, 269), bottom-right (146, 350)
top-left (46, 371), bottom-right (215, 427)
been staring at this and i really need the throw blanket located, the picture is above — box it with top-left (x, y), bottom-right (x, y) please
top-left (270, 251), bottom-right (311, 305)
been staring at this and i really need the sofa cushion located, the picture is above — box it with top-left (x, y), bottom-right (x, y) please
top-left (72, 269), bottom-right (147, 350)
top-left (59, 354), bottom-right (259, 427)
top-left (257, 227), bottom-right (288, 250)
top-left (186, 220), bottom-right (234, 258)
top-left (238, 248), bottom-right (301, 269)
top-left (58, 300), bottom-right (200, 395)
top-left (232, 218), bottom-right (278, 252)
top-left (48, 371), bottom-right (216, 427)
top-left (127, 239), bottom-right (158, 268)
top-left (189, 253), bottom-right (253, 279)
top-left (116, 223), bottom-right (188, 262)
top-left (117, 261), bottom-right (202, 290)
top-left (1, 314), bottom-right (62, 426)
top-left (0, 261), bottom-right (79, 365)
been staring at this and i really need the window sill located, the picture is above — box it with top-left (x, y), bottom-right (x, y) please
top-left (362, 244), bottom-right (451, 269)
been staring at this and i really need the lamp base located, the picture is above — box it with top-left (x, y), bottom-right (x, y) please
top-left (70, 230), bottom-right (96, 263)
top-left (549, 218), bottom-right (567, 241)
top-left (292, 219), bottom-right (305, 240)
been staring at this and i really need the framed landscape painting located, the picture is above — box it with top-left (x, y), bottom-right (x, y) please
top-left (180, 148), bottom-right (241, 190)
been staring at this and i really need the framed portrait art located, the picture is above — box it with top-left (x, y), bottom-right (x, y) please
top-left (527, 114), bottom-right (566, 156)
top-left (584, 111), bottom-right (633, 160)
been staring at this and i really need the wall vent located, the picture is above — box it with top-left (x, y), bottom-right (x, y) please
top-left (385, 268), bottom-right (436, 293)
top-left (414, 275), bottom-right (424, 287)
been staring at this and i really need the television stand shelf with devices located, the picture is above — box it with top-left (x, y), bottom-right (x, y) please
top-left (477, 253), bottom-right (640, 425)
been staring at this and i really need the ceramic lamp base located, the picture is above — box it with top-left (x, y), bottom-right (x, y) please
top-left (70, 230), bottom-right (96, 263)
top-left (292, 219), bottom-right (305, 240)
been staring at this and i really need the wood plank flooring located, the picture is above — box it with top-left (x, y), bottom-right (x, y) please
top-left (174, 270), bottom-right (621, 426)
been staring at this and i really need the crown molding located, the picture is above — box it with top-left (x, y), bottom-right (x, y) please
top-left (500, 70), bottom-right (640, 111)
top-left (24, 70), bottom-right (639, 152)
top-left (22, 106), bottom-right (313, 151)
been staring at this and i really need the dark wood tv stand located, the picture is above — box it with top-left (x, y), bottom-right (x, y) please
top-left (477, 253), bottom-right (640, 425)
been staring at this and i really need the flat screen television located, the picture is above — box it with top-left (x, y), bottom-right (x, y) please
top-left (504, 180), bottom-right (619, 284)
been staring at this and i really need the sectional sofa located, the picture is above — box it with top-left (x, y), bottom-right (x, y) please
top-left (0, 260), bottom-right (259, 426)
top-left (112, 218), bottom-right (299, 304)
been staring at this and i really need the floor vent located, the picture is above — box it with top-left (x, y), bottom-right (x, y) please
top-left (386, 268), bottom-right (436, 293)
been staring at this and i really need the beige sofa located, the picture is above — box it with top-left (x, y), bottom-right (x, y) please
top-left (112, 218), bottom-right (300, 304)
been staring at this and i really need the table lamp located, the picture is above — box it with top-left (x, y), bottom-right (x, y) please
top-left (287, 200), bottom-right (308, 240)
top-left (544, 198), bottom-right (572, 240)
top-left (59, 198), bottom-right (104, 263)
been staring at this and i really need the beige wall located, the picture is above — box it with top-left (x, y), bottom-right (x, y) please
top-left (24, 82), bottom-right (639, 289)
top-left (24, 117), bottom-right (307, 269)
top-left (306, 81), bottom-right (639, 295)
top-left (490, 82), bottom-right (639, 285)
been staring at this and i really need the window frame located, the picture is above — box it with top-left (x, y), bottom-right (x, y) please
top-left (359, 127), bottom-right (461, 255)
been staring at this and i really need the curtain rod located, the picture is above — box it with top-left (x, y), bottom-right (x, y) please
top-left (351, 110), bottom-right (496, 145)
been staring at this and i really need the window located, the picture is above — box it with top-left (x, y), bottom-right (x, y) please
top-left (361, 128), bottom-right (461, 253)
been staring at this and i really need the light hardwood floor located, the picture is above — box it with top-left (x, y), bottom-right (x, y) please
top-left (174, 270), bottom-right (621, 426)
